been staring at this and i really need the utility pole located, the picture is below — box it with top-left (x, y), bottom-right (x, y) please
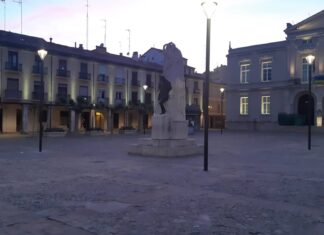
top-left (13, 0), bottom-right (22, 34)
top-left (102, 19), bottom-right (107, 47)
top-left (86, 0), bottom-right (89, 49)
top-left (1, 0), bottom-right (5, 30)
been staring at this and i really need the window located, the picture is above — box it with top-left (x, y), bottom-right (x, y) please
top-left (302, 58), bottom-right (311, 83)
top-left (58, 83), bottom-right (67, 96)
top-left (131, 91), bottom-right (138, 103)
top-left (58, 59), bottom-right (67, 71)
top-left (194, 81), bottom-right (199, 90)
top-left (115, 91), bottom-right (122, 100)
top-left (33, 81), bottom-right (41, 98)
top-left (240, 97), bottom-right (248, 115)
top-left (80, 62), bottom-right (88, 73)
top-left (97, 89), bottom-right (105, 99)
top-left (193, 97), bottom-right (199, 105)
top-left (8, 51), bottom-right (18, 67)
top-left (145, 93), bottom-right (152, 104)
top-left (131, 71), bottom-right (138, 86)
top-left (240, 63), bottom-right (250, 83)
top-left (261, 96), bottom-right (270, 115)
top-left (261, 61), bottom-right (272, 82)
top-left (146, 74), bottom-right (152, 87)
top-left (7, 78), bottom-right (19, 90)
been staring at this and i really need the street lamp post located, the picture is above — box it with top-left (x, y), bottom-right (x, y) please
top-left (220, 87), bottom-right (224, 134)
top-left (306, 54), bottom-right (315, 150)
top-left (143, 84), bottom-right (148, 134)
top-left (201, 0), bottom-right (217, 171)
top-left (37, 49), bottom-right (47, 152)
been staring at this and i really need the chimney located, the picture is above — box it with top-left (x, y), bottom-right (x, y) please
top-left (132, 51), bottom-right (139, 61)
top-left (75, 42), bottom-right (77, 48)
top-left (49, 37), bottom-right (53, 43)
top-left (79, 44), bottom-right (83, 49)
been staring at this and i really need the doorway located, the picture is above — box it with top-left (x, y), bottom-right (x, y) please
top-left (113, 113), bottom-right (119, 129)
top-left (81, 112), bottom-right (90, 129)
top-left (298, 94), bottom-right (314, 125)
top-left (16, 109), bottom-right (22, 132)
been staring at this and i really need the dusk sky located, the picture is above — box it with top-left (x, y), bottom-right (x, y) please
top-left (1, 0), bottom-right (323, 72)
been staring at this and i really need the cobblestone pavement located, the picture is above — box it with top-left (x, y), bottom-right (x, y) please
top-left (0, 130), bottom-right (324, 235)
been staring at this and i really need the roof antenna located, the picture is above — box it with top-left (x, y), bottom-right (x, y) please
top-left (13, 0), bottom-right (22, 34)
top-left (102, 19), bottom-right (107, 47)
top-left (126, 29), bottom-right (131, 56)
top-left (86, 0), bottom-right (89, 49)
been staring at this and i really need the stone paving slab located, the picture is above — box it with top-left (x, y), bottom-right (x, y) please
top-left (0, 131), bottom-right (324, 234)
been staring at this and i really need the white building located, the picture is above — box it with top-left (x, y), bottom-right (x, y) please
top-left (226, 10), bottom-right (324, 130)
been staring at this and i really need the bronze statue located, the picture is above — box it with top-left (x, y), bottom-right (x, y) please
top-left (158, 76), bottom-right (172, 114)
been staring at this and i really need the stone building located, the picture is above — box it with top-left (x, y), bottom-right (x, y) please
top-left (226, 10), bottom-right (324, 130)
top-left (0, 31), bottom-right (203, 134)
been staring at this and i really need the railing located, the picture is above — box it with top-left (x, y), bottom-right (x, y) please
top-left (115, 77), bottom-right (125, 85)
top-left (32, 65), bottom-right (48, 74)
top-left (77, 95), bottom-right (91, 106)
top-left (56, 69), bottom-right (71, 78)
top-left (79, 72), bottom-right (91, 80)
top-left (193, 87), bottom-right (200, 94)
top-left (32, 91), bottom-right (48, 101)
top-left (97, 74), bottom-right (109, 82)
top-left (129, 99), bottom-right (140, 106)
top-left (4, 89), bottom-right (22, 99)
top-left (131, 79), bottom-right (139, 86)
top-left (56, 94), bottom-right (70, 105)
top-left (5, 62), bottom-right (22, 72)
top-left (96, 97), bottom-right (109, 106)
top-left (114, 99), bottom-right (125, 107)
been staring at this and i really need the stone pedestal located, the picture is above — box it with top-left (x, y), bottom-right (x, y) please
top-left (151, 114), bottom-right (187, 140)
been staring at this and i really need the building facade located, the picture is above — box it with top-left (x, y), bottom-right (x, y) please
top-left (226, 10), bottom-right (324, 130)
top-left (0, 31), bottom-right (204, 134)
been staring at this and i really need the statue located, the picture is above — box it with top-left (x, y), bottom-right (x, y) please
top-left (158, 76), bottom-right (171, 114)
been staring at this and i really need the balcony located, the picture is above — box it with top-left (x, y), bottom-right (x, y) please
top-left (77, 95), bottom-right (91, 106)
top-left (56, 94), bottom-right (70, 105)
top-left (5, 62), bottom-right (22, 72)
top-left (96, 97), bottom-right (109, 107)
top-left (32, 91), bottom-right (48, 101)
top-left (4, 89), bottom-right (22, 100)
top-left (129, 99), bottom-right (140, 106)
top-left (97, 74), bottom-right (109, 83)
top-left (79, 72), bottom-right (91, 80)
top-left (115, 77), bottom-right (125, 85)
top-left (114, 99), bottom-right (125, 107)
top-left (131, 79), bottom-right (140, 87)
top-left (56, 69), bottom-right (71, 78)
top-left (32, 65), bottom-right (48, 75)
top-left (193, 87), bottom-right (200, 94)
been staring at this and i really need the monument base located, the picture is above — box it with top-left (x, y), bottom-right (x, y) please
top-left (128, 138), bottom-right (203, 157)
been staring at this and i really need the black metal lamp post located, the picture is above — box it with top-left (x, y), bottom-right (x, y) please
top-left (220, 87), bottom-right (224, 134)
top-left (37, 49), bottom-right (47, 152)
top-left (306, 54), bottom-right (315, 150)
top-left (143, 84), bottom-right (148, 134)
top-left (201, 0), bottom-right (217, 171)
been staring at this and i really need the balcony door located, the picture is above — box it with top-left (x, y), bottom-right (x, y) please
top-left (8, 51), bottom-right (18, 68)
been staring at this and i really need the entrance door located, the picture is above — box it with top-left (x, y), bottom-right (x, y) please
top-left (16, 109), bottom-right (22, 132)
top-left (113, 113), bottom-right (119, 129)
top-left (298, 94), bottom-right (314, 125)
top-left (95, 112), bottom-right (104, 129)
top-left (81, 112), bottom-right (90, 129)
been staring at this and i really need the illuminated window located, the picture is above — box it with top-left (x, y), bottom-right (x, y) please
top-left (240, 97), bottom-right (248, 115)
top-left (261, 96), bottom-right (270, 115)
top-left (302, 57), bottom-right (313, 83)
top-left (240, 63), bottom-right (250, 83)
top-left (261, 61), bottom-right (272, 82)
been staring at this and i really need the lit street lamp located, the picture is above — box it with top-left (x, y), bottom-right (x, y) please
top-left (306, 54), bottom-right (315, 150)
top-left (220, 87), bottom-right (224, 134)
top-left (37, 49), bottom-right (47, 152)
top-left (201, 0), bottom-right (217, 171)
top-left (143, 84), bottom-right (148, 134)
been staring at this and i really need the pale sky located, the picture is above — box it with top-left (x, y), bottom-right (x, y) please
top-left (1, 0), bottom-right (323, 72)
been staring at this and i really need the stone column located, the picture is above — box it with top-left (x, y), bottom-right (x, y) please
top-left (125, 110), bottom-right (129, 127)
top-left (70, 110), bottom-right (75, 132)
top-left (108, 109), bottom-right (113, 133)
top-left (22, 104), bottom-right (29, 134)
top-left (90, 109), bottom-right (95, 128)
top-left (47, 106), bottom-right (52, 129)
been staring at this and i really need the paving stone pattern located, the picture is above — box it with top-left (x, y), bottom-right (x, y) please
top-left (0, 131), bottom-right (323, 234)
